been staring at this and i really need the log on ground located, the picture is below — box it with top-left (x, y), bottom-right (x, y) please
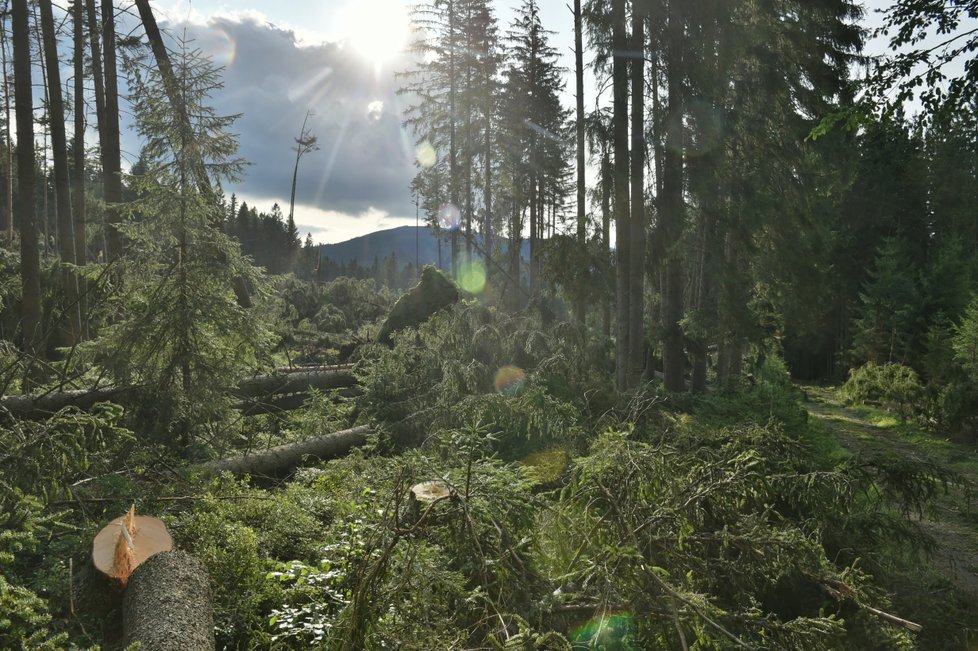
top-left (198, 425), bottom-right (374, 477)
top-left (123, 550), bottom-right (215, 651)
top-left (1, 369), bottom-right (358, 420)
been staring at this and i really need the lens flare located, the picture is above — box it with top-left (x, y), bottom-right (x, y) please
top-left (458, 259), bottom-right (487, 294)
top-left (571, 612), bottom-right (638, 648)
top-left (494, 366), bottom-right (526, 395)
top-left (366, 100), bottom-right (384, 121)
top-left (201, 27), bottom-right (236, 67)
top-left (437, 204), bottom-right (461, 231)
top-left (416, 141), bottom-right (436, 168)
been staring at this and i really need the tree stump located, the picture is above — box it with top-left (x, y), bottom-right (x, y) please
top-left (123, 550), bottom-right (215, 650)
top-left (406, 480), bottom-right (454, 527)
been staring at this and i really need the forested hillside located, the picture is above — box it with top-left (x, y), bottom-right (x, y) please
top-left (0, 0), bottom-right (976, 649)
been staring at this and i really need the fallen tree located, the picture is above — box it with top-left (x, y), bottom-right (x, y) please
top-left (197, 425), bottom-right (374, 477)
top-left (1, 368), bottom-right (357, 420)
top-left (123, 550), bottom-right (215, 650)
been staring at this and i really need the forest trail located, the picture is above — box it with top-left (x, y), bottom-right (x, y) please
top-left (802, 386), bottom-right (978, 598)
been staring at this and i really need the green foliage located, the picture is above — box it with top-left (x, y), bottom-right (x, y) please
top-left (852, 238), bottom-right (924, 366)
top-left (841, 362), bottom-right (923, 420)
top-left (0, 406), bottom-right (130, 650)
top-left (952, 296), bottom-right (978, 384)
top-left (0, 569), bottom-right (67, 650)
top-left (545, 423), bottom-right (921, 649)
top-left (359, 303), bottom-right (598, 455)
top-left (276, 276), bottom-right (396, 364)
top-left (78, 39), bottom-right (276, 448)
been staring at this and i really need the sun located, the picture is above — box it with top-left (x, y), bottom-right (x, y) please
top-left (343, 0), bottom-right (410, 70)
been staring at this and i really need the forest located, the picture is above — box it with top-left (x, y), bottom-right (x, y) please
top-left (0, 0), bottom-right (977, 648)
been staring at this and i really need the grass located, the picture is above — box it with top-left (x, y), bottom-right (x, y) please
top-left (802, 383), bottom-right (978, 649)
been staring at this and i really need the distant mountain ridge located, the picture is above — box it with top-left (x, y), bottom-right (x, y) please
top-left (318, 225), bottom-right (527, 269)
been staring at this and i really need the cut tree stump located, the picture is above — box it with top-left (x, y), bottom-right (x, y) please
top-left (91, 505), bottom-right (173, 587)
top-left (407, 480), bottom-right (455, 527)
top-left (123, 550), bottom-right (215, 650)
top-left (198, 425), bottom-right (374, 477)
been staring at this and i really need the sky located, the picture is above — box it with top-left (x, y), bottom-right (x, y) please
top-left (122, 0), bottom-right (961, 244)
top-left (145, 0), bottom-right (585, 245)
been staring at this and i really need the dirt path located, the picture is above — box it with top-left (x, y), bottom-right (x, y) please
top-left (802, 386), bottom-right (978, 597)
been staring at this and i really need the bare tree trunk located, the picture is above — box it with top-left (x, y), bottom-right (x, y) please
top-left (627, 0), bottom-right (647, 387)
top-left (39, 0), bottom-right (80, 344)
top-left (447, 0), bottom-right (458, 277)
top-left (612, 0), bottom-right (631, 390)
top-left (100, 0), bottom-right (123, 261)
top-left (529, 145), bottom-right (538, 296)
top-left (12, 0), bottom-right (41, 361)
top-left (660, 0), bottom-right (686, 393)
top-left (601, 149), bottom-right (612, 340)
top-left (573, 0), bottom-right (586, 327)
top-left (0, 6), bottom-right (13, 249)
top-left (72, 0), bottom-right (88, 334)
top-left (509, 203), bottom-right (521, 311)
top-left (32, 2), bottom-right (51, 254)
top-left (84, 0), bottom-right (106, 259)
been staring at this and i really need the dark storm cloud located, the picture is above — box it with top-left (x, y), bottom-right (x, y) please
top-left (165, 14), bottom-right (418, 217)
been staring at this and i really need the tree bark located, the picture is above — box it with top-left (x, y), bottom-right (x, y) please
top-left (11, 0), bottom-right (41, 360)
top-left (72, 0), bottom-right (88, 334)
top-left (601, 149), bottom-right (612, 340)
top-left (100, 0), bottom-right (123, 261)
top-left (198, 425), bottom-right (373, 477)
top-left (573, 0), bottom-right (586, 327)
top-left (627, 0), bottom-right (647, 387)
top-left (660, 0), bottom-right (686, 393)
top-left (612, 0), bottom-right (631, 390)
top-left (39, 0), bottom-right (80, 344)
top-left (1, 369), bottom-right (357, 419)
top-left (0, 11), bottom-right (12, 249)
top-left (123, 551), bottom-right (215, 651)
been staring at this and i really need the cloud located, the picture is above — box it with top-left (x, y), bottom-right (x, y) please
top-left (149, 12), bottom-right (420, 224)
top-left (236, 194), bottom-right (416, 244)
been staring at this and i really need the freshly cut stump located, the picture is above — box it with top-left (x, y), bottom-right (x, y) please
top-left (91, 506), bottom-right (172, 586)
top-left (123, 550), bottom-right (215, 650)
top-left (407, 480), bottom-right (454, 526)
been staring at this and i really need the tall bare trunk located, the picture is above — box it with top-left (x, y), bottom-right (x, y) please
top-left (32, 2), bottom-right (50, 253)
top-left (39, 0), bottom-right (80, 344)
top-left (573, 0), bottom-right (586, 326)
top-left (627, 0), bottom-right (647, 387)
top-left (660, 0), bottom-right (686, 392)
top-left (100, 0), bottom-right (123, 261)
top-left (1, 7), bottom-right (13, 248)
top-left (601, 148), bottom-right (612, 340)
top-left (12, 0), bottom-right (41, 360)
top-left (447, 0), bottom-right (458, 277)
top-left (84, 0), bottom-right (106, 258)
top-left (72, 0), bottom-right (87, 335)
top-left (612, 0), bottom-right (631, 390)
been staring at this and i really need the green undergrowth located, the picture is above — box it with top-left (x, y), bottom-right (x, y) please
top-left (803, 383), bottom-right (978, 648)
top-left (2, 306), bottom-right (970, 648)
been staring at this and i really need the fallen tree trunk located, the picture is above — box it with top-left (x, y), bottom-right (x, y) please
top-left (0, 385), bottom-right (132, 419)
top-left (1, 369), bottom-right (358, 420)
top-left (198, 425), bottom-right (373, 477)
top-left (233, 369), bottom-right (356, 400)
top-left (234, 387), bottom-right (361, 417)
top-left (123, 550), bottom-right (215, 650)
